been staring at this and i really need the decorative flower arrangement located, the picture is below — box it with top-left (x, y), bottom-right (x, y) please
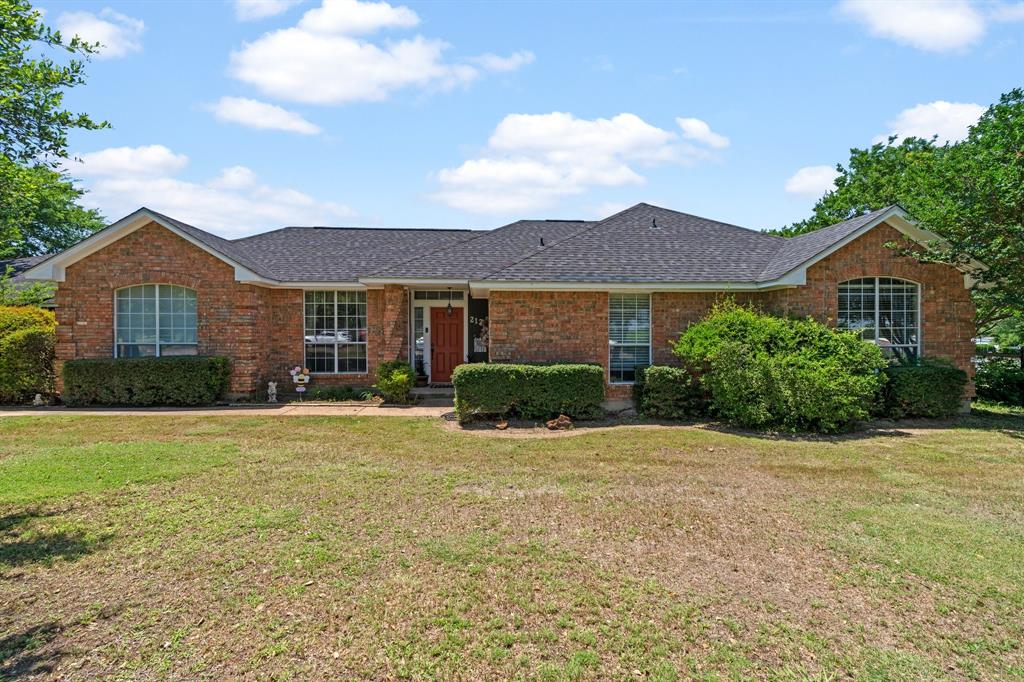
top-left (290, 366), bottom-right (311, 385)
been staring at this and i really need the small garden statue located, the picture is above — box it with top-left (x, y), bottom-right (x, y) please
top-left (290, 366), bottom-right (311, 400)
top-left (32, 393), bottom-right (45, 407)
top-left (267, 381), bottom-right (277, 403)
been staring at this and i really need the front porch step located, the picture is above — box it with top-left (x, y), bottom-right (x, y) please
top-left (412, 386), bottom-right (454, 406)
top-left (412, 386), bottom-right (454, 397)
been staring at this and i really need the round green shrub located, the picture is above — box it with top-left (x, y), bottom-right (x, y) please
top-left (634, 365), bottom-right (708, 419)
top-left (0, 305), bottom-right (56, 338)
top-left (673, 301), bottom-right (888, 433)
top-left (375, 360), bottom-right (416, 404)
top-left (0, 326), bottom-right (55, 403)
top-left (878, 358), bottom-right (968, 418)
top-left (974, 359), bottom-right (1024, 406)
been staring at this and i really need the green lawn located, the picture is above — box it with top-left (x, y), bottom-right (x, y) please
top-left (1, 410), bottom-right (1022, 680)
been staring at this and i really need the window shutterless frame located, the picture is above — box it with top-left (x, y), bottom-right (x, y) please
top-left (113, 284), bottom-right (198, 358)
top-left (837, 277), bottom-right (922, 358)
top-left (302, 290), bottom-right (368, 374)
top-left (608, 292), bottom-right (652, 384)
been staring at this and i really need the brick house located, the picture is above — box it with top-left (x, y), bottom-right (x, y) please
top-left (22, 202), bottom-right (976, 403)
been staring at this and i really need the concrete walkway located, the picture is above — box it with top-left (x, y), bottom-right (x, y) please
top-left (0, 403), bottom-right (454, 418)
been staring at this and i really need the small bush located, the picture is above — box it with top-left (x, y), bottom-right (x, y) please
top-left (306, 385), bottom-right (373, 402)
top-left (62, 356), bottom-right (232, 407)
top-left (673, 302), bottom-right (888, 433)
top-left (375, 360), bottom-right (415, 404)
top-left (974, 343), bottom-right (996, 356)
top-left (0, 327), bottom-right (55, 403)
top-left (0, 305), bottom-right (56, 338)
top-left (973, 359), bottom-right (1023, 407)
top-left (878, 358), bottom-right (968, 418)
top-left (452, 363), bottom-right (604, 422)
top-left (635, 365), bottom-right (708, 419)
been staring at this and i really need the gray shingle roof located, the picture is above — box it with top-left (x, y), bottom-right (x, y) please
top-left (482, 204), bottom-right (788, 282)
top-left (1, 255), bottom-right (49, 282)
top-left (368, 219), bottom-right (594, 279)
top-left (230, 225), bottom-right (474, 282)
top-left (27, 203), bottom-right (904, 286)
top-left (756, 206), bottom-right (898, 281)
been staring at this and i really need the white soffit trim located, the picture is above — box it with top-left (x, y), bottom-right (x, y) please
top-left (21, 208), bottom-right (266, 284)
top-left (471, 280), bottom-right (798, 292)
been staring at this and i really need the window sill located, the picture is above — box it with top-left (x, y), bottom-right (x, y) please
top-left (308, 372), bottom-right (369, 376)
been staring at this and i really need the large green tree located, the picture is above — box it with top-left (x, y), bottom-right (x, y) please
top-left (0, 0), bottom-right (108, 259)
top-left (776, 88), bottom-right (1024, 330)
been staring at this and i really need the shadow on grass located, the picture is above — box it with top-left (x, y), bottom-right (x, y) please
top-left (0, 622), bottom-right (64, 678)
top-left (0, 509), bottom-right (111, 570)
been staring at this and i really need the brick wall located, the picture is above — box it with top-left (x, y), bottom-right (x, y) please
top-left (55, 218), bottom-right (974, 400)
top-left (760, 223), bottom-right (975, 392)
top-left (54, 221), bottom-right (411, 398)
top-left (488, 221), bottom-right (975, 398)
top-left (55, 222), bottom-right (264, 395)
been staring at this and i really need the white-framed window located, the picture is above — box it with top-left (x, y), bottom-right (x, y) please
top-left (304, 290), bottom-right (367, 373)
top-left (838, 277), bottom-right (920, 359)
top-left (609, 293), bottom-right (651, 383)
top-left (115, 284), bottom-right (198, 357)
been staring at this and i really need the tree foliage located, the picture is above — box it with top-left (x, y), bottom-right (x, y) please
top-left (775, 88), bottom-right (1024, 329)
top-left (0, 0), bottom-right (108, 163)
top-left (0, 0), bottom-right (108, 259)
top-left (0, 157), bottom-right (105, 258)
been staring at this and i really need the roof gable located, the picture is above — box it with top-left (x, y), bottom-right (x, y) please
top-left (482, 203), bottom-right (786, 283)
top-left (365, 219), bottom-right (594, 281)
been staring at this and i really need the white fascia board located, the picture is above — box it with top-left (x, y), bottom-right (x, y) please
top-left (471, 280), bottom-right (797, 292)
top-left (238, 277), bottom-right (365, 290)
top-left (20, 208), bottom-right (269, 284)
top-left (357, 277), bottom-right (470, 288)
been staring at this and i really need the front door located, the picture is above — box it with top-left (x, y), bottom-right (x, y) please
top-left (430, 307), bottom-right (463, 383)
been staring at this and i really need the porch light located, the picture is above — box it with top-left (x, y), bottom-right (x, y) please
top-left (446, 287), bottom-right (454, 316)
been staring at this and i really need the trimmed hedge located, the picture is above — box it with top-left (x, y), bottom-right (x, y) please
top-left (375, 360), bottom-right (415, 404)
top-left (975, 359), bottom-right (1024, 406)
top-left (62, 356), bottom-right (232, 407)
top-left (878, 358), bottom-right (968, 418)
top-left (0, 305), bottom-right (56, 338)
top-left (634, 365), bottom-right (707, 419)
top-left (452, 363), bottom-right (604, 422)
top-left (0, 327), bottom-right (55, 403)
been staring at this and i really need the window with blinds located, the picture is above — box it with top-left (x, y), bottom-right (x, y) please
top-left (609, 293), bottom-right (651, 383)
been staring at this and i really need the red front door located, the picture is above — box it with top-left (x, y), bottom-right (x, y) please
top-left (430, 307), bottom-right (463, 383)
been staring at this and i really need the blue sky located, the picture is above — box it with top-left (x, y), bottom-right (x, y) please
top-left (48, 0), bottom-right (1022, 238)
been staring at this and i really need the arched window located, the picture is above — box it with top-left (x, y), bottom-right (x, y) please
top-left (115, 285), bottom-right (197, 357)
top-left (838, 277), bottom-right (920, 359)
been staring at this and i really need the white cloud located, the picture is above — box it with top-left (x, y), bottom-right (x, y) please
top-left (590, 201), bottom-right (631, 218)
top-left (838, 0), bottom-right (985, 52)
top-left (69, 145), bottom-right (355, 238)
top-left (784, 165), bottom-right (840, 197)
top-left (469, 51), bottom-right (536, 72)
top-left (675, 117), bottom-right (730, 149)
top-left (235, 0), bottom-right (302, 21)
top-left (208, 165), bottom-right (259, 190)
top-left (991, 2), bottom-right (1024, 21)
top-left (298, 0), bottom-right (419, 34)
top-left (433, 112), bottom-right (720, 214)
top-left (873, 100), bottom-right (985, 144)
top-left (229, 0), bottom-right (531, 105)
top-left (208, 96), bottom-right (321, 135)
top-left (73, 145), bottom-right (189, 177)
top-left (56, 8), bottom-right (144, 59)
